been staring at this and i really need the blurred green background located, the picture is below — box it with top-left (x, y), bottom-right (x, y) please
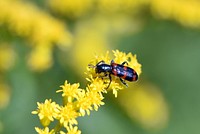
top-left (0, 0), bottom-right (200, 134)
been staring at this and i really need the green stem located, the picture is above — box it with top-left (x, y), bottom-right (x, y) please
top-left (54, 122), bottom-right (63, 133)
top-left (63, 97), bottom-right (68, 106)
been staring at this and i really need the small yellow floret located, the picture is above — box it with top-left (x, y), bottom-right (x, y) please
top-left (32, 99), bottom-right (60, 127)
top-left (67, 126), bottom-right (81, 134)
top-left (35, 127), bottom-right (55, 134)
top-left (58, 103), bottom-right (79, 128)
top-left (57, 80), bottom-right (82, 104)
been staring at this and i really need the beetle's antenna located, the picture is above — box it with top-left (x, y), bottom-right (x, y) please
top-left (88, 64), bottom-right (96, 68)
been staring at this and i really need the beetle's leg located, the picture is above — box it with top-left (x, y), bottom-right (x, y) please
top-left (105, 73), bottom-right (112, 89)
top-left (98, 73), bottom-right (108, 79)
top-left (121, 61), bottom-right (128, 66)
top-left (103, 73), bottom-right (108, 77)
top-left (120, 78), bottom-right (128, 87)
top-left (99, 71), bottom-right (109, 77)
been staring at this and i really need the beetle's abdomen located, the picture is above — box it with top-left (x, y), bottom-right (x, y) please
top-left (111, 63), bottom-right (138, 81)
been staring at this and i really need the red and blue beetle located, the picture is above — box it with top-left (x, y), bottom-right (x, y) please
top-left (89, 60), bottom-right (138, 89)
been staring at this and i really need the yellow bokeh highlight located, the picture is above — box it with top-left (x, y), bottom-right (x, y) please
top-left (118, 83), bottom-right (169, 130)
top-left (28, 45), bottom-right (53, 72)
top-left (0, 82), bottom-right (10, 109)
top-left (47, 0), bottom-right (94, 18)
top-left (0, 0), bottom-right (72, 71)
top-left (0, 44), bottom-right (16, 71)
top-left (72, 17), bottom-right (109, 73)
top-left (98, 0), bottom-right (149, 14)
top-left (0, 0), bottom-right (71, 47)
top-left (150, 0), bottom-right (200, 28)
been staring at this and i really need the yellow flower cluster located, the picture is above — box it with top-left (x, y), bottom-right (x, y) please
top-left (47, 0), bottom-right (94, 18)
top-left (47, 0), bottom-right (148, 18)
top-left (98, 0), bottom-right (149, 14)
top-left (32, 50), bottom-right (142, 134)
top-left (87, 50), bottom-right (142, 97)
top-left (150, 0), bottom-right (200, 28)
top-left (1, 0), bottom-right (199, 72)
top-left (0, 1), bottom-right (71, 46)
top-left (0, 0), bottom-right (72, 71)
top-left (47, 0), bottom-right (200, 29)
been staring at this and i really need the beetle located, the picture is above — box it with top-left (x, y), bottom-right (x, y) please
top-left (88, 60), bottom-right (138, 89)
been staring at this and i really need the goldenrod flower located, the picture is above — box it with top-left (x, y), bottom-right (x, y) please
top-left (60, 126), bottom-right (81, 134)
top-left (86, 77), bottom-right (107, 94)
top-left (57, 81), bottom-right (82, 104)
top-left (47, 0), bottom-right (94, 18)
top-left (32, 99), bottom-right (60, 127)
top-left (0, 1), bottom-right (71, 47)
top-left (86, 89), bottom-right (105, 111)
top-left (150, 0), bottom-right (200, 28)
top-left (58, 104), bottom-right (79, 128)
top-left (0, 0), bottom-right (72, 71)
top-left (35, 127), bottom-right (55, 134)
top-left (98, 0), bottom-right (148, 13)
top-left (109, 80), bottom-right (123, 98)
top-left (66, 126), bottom-right (81, 134)
top-left (87, 50), bottom-right (142, 97)
top-left (75, 90), bottom-right (93, 116)
top-left (33, 50), bottom-right (142, 133)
